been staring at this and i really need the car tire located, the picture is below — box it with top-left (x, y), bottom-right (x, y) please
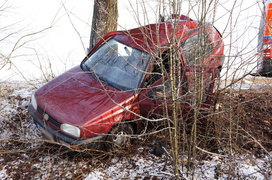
top-left (106, 123), bottom-right (134, 151)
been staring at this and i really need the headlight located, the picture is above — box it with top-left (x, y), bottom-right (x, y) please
top-left (60, 123), bottom-right (81, 138)
top-left (31, 92), bottom-right (37, 110)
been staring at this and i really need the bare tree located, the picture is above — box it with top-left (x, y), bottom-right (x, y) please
top-left (88, 0), bottom-right (118, 51)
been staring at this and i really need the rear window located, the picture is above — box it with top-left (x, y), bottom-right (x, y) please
top-left (182, 33), bottom-right (213, 66)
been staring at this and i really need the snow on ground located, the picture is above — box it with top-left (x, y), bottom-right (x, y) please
top-left (85, 152), bottom-right (271, 179)
top-left (220, 75), bottom-right (272, 90)
top-left (0, 79), bottom-right (271, 179)
top-left (0, 81), bottom-right (40, 142)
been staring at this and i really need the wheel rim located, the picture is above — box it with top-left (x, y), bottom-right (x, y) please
top-left (107, 123), bottom-right (134, 150)
top-left (113, 131), bottom-right (128, 146)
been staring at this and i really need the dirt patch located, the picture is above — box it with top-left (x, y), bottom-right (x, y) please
top-left (211, 87), bottom-right (272, 156)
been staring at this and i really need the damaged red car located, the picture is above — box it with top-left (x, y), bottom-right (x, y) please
top-left (28, 15), bottom-right (224, 150)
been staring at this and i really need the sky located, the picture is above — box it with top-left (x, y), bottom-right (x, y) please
top-left (0, 0), bottom-right (263, 81)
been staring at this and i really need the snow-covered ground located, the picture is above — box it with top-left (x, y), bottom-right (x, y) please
top-left (0, 80), bottom-right (271, 179)
top-left (221, 75), bottom-right (272, 90)
top-left (85, 152), bottom-right (271, 179)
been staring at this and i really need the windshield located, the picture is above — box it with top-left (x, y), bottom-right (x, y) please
top-left (82, 38), bottom-right (151, 92)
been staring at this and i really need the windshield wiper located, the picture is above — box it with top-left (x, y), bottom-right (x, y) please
top-left (82, 63), bottom-right (93, 72)
top-left (97, 76), bottom-right (121, 91)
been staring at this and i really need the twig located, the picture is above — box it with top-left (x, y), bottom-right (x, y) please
top-left (196, 146), bottom-right (228, 157)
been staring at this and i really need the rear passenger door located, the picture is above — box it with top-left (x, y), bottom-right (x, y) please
top-left (181, 32), bottom-right (216, 107)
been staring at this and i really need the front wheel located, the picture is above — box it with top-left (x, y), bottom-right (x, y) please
top-left (106, 123), bottom-right (134, 151)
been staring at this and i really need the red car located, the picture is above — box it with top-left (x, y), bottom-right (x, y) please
top-left (28, 15), bottom-right (224, 150)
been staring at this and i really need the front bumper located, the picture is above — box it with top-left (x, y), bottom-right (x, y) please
top-left (28, 104), bottom-right (106, 149)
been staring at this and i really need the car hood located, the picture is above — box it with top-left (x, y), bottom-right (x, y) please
top-left (35, 65), bottom-right (135, 127)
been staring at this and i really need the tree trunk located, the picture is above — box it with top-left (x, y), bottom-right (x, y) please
top-left (88, 0), bottom-right (118, 52)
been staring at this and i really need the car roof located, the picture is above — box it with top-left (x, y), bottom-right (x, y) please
top-left (114, 20), bottom-right (199, 53)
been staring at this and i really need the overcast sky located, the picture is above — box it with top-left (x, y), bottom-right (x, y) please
top-left (0, 0), bottom-right (262, 81)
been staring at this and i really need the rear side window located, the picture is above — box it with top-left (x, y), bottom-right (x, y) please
top-left (181, 33), bottom-right (213, 66)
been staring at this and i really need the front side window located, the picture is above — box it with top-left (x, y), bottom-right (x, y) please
top-left (148, 80), bottom-right (172, 100)
top-left (82, 38), bottom-right (151, 92)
